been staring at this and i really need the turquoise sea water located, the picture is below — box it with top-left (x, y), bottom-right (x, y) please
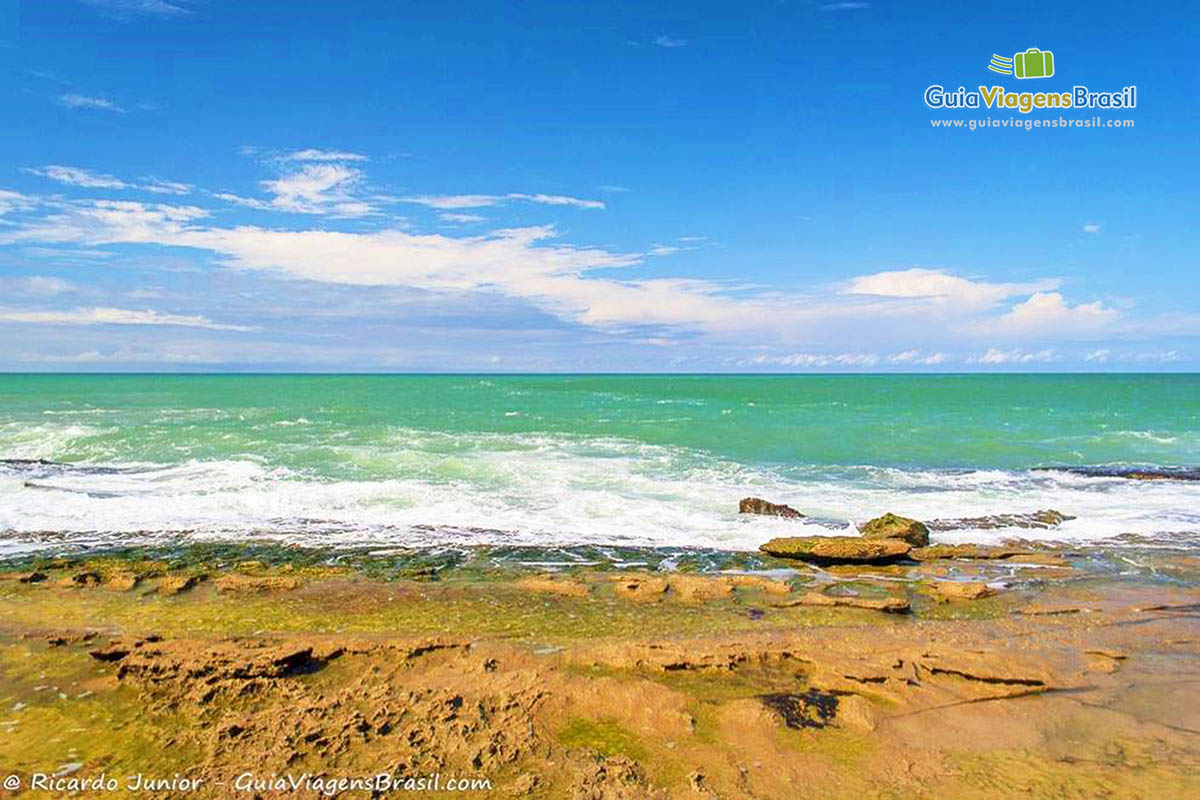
top-left (1, 374), bottom-right (1197, 553)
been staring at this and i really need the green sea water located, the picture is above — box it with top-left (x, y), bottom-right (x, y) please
top-left (1, 374), bottom-right (1197, 553)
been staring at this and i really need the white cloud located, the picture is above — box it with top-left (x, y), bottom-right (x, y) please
top-left (26, 166), bottom-right (193, 196)
top-left (27, 165), bottom-right (129, 189)
top-left (217, 164), bottom-right (374, 216)
top-left (0, 177), bottom-right (1150, 358)
top-left (79, 0), bottom-right (191, 17)
top-left (973, 291), bottom-right (1118, 338)
top-left (0, 200), bottom-right (810, 334)
top-left (1131, 350), bottom-right (1183, 363)
top-left (58, 94), bottom-right (125, 113)
top-left (1082, 222), bottom-right (1102, 233)
top-left (507, 193), bottom-right (605, 209)
top-left (888, 349), bottom-right (947, 365)
top-left (4, 196), bottom-right (1135, 346)
top-left (8, 200), bottom-right (209, 245)
top-left (0, 306), bottom-right (252, 331)
top-left (1080, 348), bottom-right (1186, 365)
top-left (261, 164), bottom-right (370, 215)
top-left (819, 2), bottom-right (871, 10)
top-left (23, 277), bottom-right (74, 295)
top-left (0, 276), bottom-right (75, 297)
top-left (439, 212), bottom-right (486, 224)
top-left (845, 268), bottom-right (1057, 308)
top-left (403, 193), bottom-right (605, 210)
top-left (653, 35), bottom-right (688, 48)
top-left (141, 178), bottom-right (193, 195)
top-left (211, 192), bottom-right (272, 210)
top-left (286, 149), bottom-right (368, 162)
top-left (403, 194), bottom-right (504, 210)
top-left (969, 348), bottom-right (1059, 365)
top-left (744, 352), bottom-right (880, 368)
top-left (19, 347), bottom-right (217, 364)
top-left (0, 189), bottom-right (35, 216)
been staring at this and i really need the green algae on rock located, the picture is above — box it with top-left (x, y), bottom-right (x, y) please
top-left (911, 544), bottom-right (1051, 561)
top-left (857, 513), bottom-right (930, 547)
top-left (759, 536), bottom-right (911, 564)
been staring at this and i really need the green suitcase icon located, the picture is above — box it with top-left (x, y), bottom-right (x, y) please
top-left (1014, 48), bottom-right (1054, 79)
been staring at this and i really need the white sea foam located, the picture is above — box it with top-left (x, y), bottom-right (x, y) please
top-left (1, 427), bottom-right (1197, 554)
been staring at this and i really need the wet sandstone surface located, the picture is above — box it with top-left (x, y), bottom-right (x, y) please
top-left (0, 544), bottom-right (1197, 799)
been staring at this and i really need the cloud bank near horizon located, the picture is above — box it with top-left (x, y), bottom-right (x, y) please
top-left (0, 150), bottom-right (1184, 370)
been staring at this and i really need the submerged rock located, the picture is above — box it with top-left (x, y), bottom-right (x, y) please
top-left (760, 536), bottom-right (911, 564)
top-left (776, 592), bottom-right (910, 613)
top-left (1033, 466), bottom-right (1200, 481)
top-left (858, 513), bottom-right (930, 547)
top-left (739, 497), bottom-right (804, 518)
top-left (927, 509), bottom-right (1073, 531)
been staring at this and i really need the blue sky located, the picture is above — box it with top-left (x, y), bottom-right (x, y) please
top-left (0, 0), bottom-right (1196, 371)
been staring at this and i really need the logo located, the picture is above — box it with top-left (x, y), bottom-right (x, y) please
top-left (923, 46), bottom-right (1137, 116)
top-left (989, 48), bottom-right (1055, 79)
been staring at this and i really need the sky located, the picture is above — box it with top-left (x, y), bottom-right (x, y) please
top-left (0, 0), bottom-right (1196, 372)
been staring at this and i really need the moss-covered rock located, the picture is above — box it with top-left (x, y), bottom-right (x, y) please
top-left (759, 536), bottom-right (911, 564)
top-left (858, 513), bottom-right (930, 547)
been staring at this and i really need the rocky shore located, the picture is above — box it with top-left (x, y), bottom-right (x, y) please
top-left (0, 536), bottom-right (1197, 799)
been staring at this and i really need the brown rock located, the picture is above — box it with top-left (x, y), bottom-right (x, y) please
top-left (934, 581), bottom-right (997, 601)
top-left (517, 575), bottom-right (590, 598)
top-left (612, 576), bottom-right (669, 602)
top-left (666, 575), bottom-right (734, 603)
top-left (858, 513), bottom-right (930, 546)
top-left (834, 694), bottom-right (880, 732)
top-left (776, 592), bottom-right (910, 614)
top-left (912, 544), bottom-right (1034, 561)
top-left (760, 536), bottom-right (911, 565)
top-left (213, 575), bottom-right (301, 594)
top-left (105, 572), bottom-right (140, 591)
top-left (725, 575), bottom-right (793, 595)
top-left (62, 571), bottom-right (102, 587)
top-left (1021, 604), bottom-right (1087, 616)
top-left (738, 497), bottom-right (803, 518)
top-left (157, 573), bottom-right (206, 596)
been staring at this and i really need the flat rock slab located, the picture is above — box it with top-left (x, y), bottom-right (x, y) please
top-left (760, 536), bottom-right (912, 565)
top-left (912, 544), bottom-right (1039, 561)
top-left (933, 580), bottom-right (997, 601)
top-left (774, 592), bottom-right (911, 614)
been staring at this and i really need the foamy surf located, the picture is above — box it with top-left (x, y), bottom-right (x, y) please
top-left (1, 445), bottom-right (1196, 556)
top-left (2, 375), bottom-right (1197, 556)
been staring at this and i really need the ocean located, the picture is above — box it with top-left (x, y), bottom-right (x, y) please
top-left (1, 373), bottom-right (1197, 556)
